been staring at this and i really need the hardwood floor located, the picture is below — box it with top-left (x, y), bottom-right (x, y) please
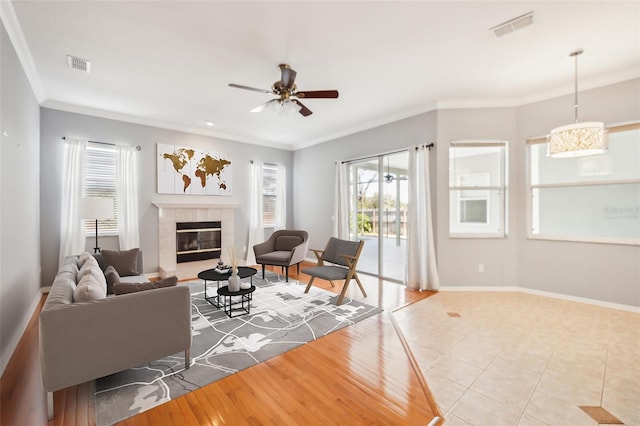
top-left (1, 262), bottom-right (441, 425)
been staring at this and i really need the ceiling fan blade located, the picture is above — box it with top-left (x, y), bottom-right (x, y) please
top-left (293, 99), bottom-right (313, 117)
top-left (250, 99), bottom-right (278, 113)
top-left (279, 64), bottom-right (297, 89)
top-left (295, 90), bottom-right (339, 99)
top-left (228, 83), bottom-right (274, 94)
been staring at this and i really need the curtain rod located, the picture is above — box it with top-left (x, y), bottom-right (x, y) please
top-left (339, 143), bottom-right (435, 164)
top-left (62, 137), bottom-right (142, 151)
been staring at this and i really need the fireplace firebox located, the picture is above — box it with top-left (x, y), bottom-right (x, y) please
top-left (176, 221), bottom-right (221, 263)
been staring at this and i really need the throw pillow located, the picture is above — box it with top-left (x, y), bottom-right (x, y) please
top-left (78, 261), bottom-right (108, 294)
top-left (74, 274), bottom-right (107, 302)
top-left (113, 275), bottom-right (178, 295)
top-left (76, 252), bottom-right (93, 268)
top-left (101, 248), bottom-right (140, 277)
top-left (104, 265), bottom-right (120, 295)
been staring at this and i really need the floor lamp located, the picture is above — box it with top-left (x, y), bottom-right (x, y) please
top-left (80, 197), bottom-right (114, 253)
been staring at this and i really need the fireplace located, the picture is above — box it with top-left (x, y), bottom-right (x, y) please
top-left (176, 221), bottom-right (221, 263)
top-left (154, 202), bottom-right (239, 279)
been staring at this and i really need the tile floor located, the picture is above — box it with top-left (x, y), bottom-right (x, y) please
top-left (393, 291), bottom-right (640, 426)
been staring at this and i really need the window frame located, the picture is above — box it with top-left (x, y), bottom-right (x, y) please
top-left (526, 122), bottom-right (640, 246)
top-left (261, 163), bottom-right (279, 228)
top-left (449, 140), bottom-right (508, 238)
top-left (457, 172), bottom-right (490, 225)
top-left (84, 143), bottom-right (118, 237)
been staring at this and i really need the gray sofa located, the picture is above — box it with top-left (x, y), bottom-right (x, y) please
top-left (39, 252), bottom-right (191, 419)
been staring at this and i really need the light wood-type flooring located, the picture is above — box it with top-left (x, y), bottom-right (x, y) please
top-left (1, 262), bottom-right (440, 426)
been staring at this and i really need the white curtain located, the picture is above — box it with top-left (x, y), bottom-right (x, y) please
top-left (333, 162), bottom-right (349, 238)
top-left (406, 145), bottom-right (440, 290)
top-left (59, 138), bottom-right (87, 264)
top-left (274, 164), bottom-right (286, 230)
top-left (116, 144), bottom-right (140, 249)
top-left (246, 160), bottom-right (264, 265)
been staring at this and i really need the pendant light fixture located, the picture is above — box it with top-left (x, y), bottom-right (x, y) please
top-left (547, 49), bottom-right (608, 158)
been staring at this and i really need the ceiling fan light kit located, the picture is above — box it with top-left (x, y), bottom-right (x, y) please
top-left (229, 64), bottom-right (338, 117)
top-left (547, 49), bottom-right (608, 158)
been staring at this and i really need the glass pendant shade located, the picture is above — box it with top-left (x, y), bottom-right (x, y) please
top-left (548, 121), bottom-right (608, 158)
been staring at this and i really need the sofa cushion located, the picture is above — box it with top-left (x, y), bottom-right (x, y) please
top-left (113, 275), bottom-right (178, 295)
top-left (102, 248), bottom-right (140, 277)
top-left (104, 265), bottom-right (120, 295)
top-left (74, 274), bottom-right (107, 302)
top-left (44, 276), bottom-right (77, 308)
top-left (57, 261), bottom-right (79, 281)
top-left (274, 236), bottom-right (303, 251)
top-left (256, 251), bottom-right (291, 262)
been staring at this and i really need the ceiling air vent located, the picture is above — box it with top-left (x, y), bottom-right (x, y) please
top-left (67, 55), bottom-right (91, 73)
top-left (490, 11), bottom-right (533, 37)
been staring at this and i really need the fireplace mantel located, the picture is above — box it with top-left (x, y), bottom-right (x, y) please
top-left (153, 202), bottom-right (240, 209)
top-left (154, 202), bottom-right (238, 279)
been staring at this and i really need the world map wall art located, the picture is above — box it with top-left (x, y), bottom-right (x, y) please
top-left (157, 143), bottom-right (232, 195)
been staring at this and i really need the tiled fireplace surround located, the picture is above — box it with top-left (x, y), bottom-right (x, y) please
top-left (153, 203), bottom-right (239, 279)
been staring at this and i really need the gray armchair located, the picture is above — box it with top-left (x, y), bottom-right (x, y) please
top-left (301, 237), bottom-right (366, 305)
top-left (253, 230), bottom-right (309, 282)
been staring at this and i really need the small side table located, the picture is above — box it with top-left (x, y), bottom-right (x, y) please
top-left (217, 285), bottom-right (256, 318)
top-left (197, 266), bottom-right (257, 308)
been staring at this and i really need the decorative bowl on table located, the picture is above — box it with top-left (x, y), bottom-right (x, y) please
top-left (214, 264), bottom-right (231, 274)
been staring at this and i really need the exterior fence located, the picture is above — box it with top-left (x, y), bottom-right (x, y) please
top-left (357, 208), bottom-right (408, 238)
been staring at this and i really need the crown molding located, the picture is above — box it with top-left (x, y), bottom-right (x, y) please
top-left (0, 1), bottom-right (46, 103)
top-left (42, 100), bottom-right (296, 151)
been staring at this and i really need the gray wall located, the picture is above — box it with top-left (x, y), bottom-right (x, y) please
top-left (516, 79), bottom-right (640, 306)
top-left (435, 107), bottom-right (520, 288)
top-left (293, 112), bottom-right (438, 252)
top-left (39, 108), bottom-right (294, 288)
top-left (293, 79), bottom-right (639, 307)
top-left (0, 21), bottom-right (41, 372)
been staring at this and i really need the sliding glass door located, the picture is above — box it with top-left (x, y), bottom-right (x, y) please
top-left (347, 151), bottom-right (408, 281)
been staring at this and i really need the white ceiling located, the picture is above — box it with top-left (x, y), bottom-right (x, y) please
top-left (3, 1), bottom-right (639, 150)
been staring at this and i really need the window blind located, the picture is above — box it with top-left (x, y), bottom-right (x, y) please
top-left (262, 164), bottom-right (278, 226)
top-left (85, 143), bottom-right (118, 235)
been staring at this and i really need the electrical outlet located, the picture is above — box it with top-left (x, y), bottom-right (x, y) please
top-left (478, 263), bottom-right (485, 273)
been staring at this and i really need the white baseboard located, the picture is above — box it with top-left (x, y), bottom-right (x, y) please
top-left (439, 286), bottom-right (519, 292)
top-left (1, 291), bottom-right (43, 376)
top-left (517, 287), bottom-right (640, 313)
top-left (439, 285), bottom-right (639, 313)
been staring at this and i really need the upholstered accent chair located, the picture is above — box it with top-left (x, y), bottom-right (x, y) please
top-left (301, 237), bottom-right (366, 306)
top-left (253, 230), bottom-right (309, 282)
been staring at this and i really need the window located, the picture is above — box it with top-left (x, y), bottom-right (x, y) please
top-left (449, 141), bottom-right (507, 237)
top-left (528, 123), bottom-right (639, 245)
top-left (261, 163), bottom-right (285, 228)
top-left (262, 164), bottom-right (277, 226)
top-left (85, 143), bottom-right (118, 235)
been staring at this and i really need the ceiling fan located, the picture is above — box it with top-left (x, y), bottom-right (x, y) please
top-left (384, 157), bottom-right (408, 183)
top-left (228, 64), bottom-right (339, 117)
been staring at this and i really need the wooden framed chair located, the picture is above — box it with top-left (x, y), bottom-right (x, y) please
top-left (301, 237), bottom-right (366, 305)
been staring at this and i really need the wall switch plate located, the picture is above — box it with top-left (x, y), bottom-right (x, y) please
top-left (478, 264), bottom-right (485, 272)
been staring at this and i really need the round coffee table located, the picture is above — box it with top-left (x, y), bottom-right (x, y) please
top-left (218, 285), bottom-right (256, 317)
top-left (197, 266), bottom-right (257, 308)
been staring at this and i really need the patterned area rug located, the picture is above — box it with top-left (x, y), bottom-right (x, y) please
top-left (94, 272), bottom-right (382, 425)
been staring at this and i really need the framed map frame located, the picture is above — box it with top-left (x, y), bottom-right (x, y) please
top-left (157, 143), bottom-right (233, 195)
